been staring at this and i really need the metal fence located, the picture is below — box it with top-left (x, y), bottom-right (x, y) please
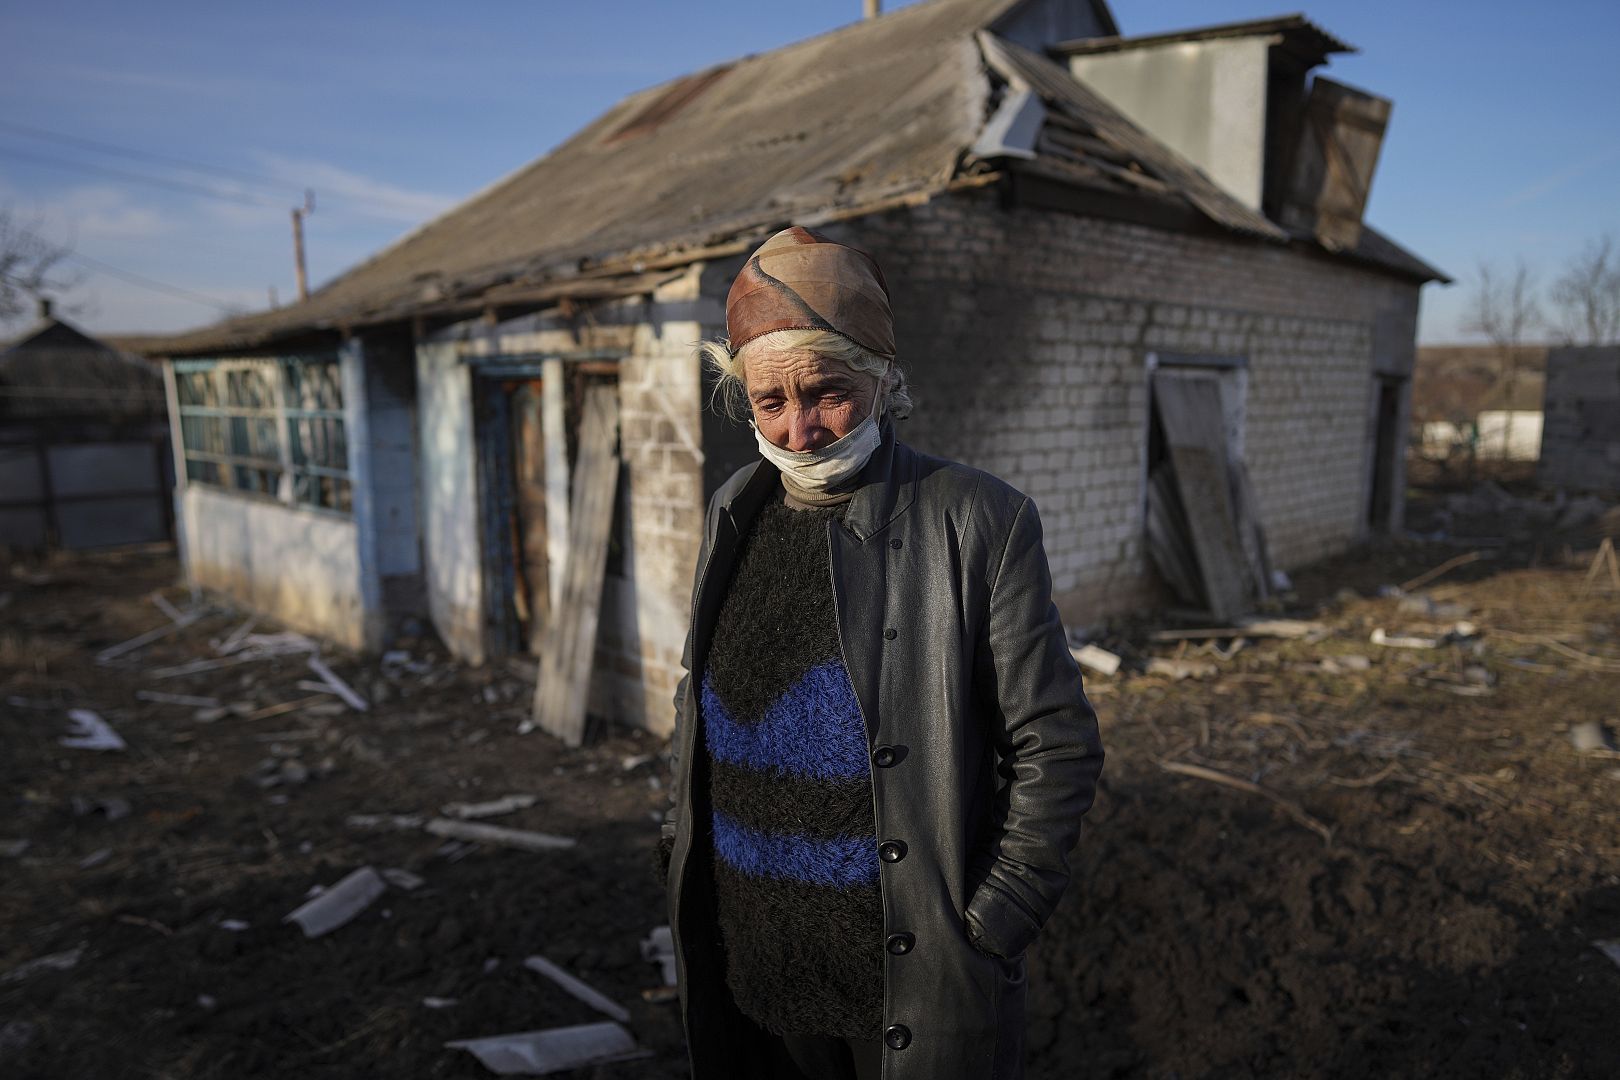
top-left (0, 436), bottom-right (173, 551)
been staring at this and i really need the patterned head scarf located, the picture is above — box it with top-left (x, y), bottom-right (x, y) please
top-left (725, 226), bottom-right (895, 358)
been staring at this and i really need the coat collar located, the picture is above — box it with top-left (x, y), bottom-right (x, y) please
top-left (721, 415), bottom-right (917, 543)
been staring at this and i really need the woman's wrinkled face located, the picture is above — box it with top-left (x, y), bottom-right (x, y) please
top-left (742, 347), bottom-right (880, 452)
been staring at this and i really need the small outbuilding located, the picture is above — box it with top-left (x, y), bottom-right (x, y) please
top-left (140, 0), bottom-right (1445, 733)
top-left (1538, 346), bottom-right (1620, 494)
top-left (1, 300), bottom-right (172, 551)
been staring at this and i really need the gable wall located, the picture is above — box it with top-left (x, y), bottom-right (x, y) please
top-left (835, 188), bottom-right (1421, 624)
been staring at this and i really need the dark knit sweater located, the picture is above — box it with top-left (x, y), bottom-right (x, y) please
top-left (701, 497), bottom-right (883, 1039)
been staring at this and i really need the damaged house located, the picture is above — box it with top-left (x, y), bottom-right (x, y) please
top-left (141, 0), bottom-right (1444, 735)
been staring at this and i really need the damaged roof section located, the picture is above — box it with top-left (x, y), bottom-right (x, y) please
top-left (144, 0), bottom-right (1439, 357)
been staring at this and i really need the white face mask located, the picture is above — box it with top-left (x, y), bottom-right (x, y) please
top-left (751, 400), bottom-right (884, 493)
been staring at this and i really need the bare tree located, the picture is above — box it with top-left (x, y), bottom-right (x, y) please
top-left (0, 209), bottom-right (76, 329)
top-left (1463, 259), bottom-right (1543, 460)
top-left (1550, 234), bottom-right (1620, 346)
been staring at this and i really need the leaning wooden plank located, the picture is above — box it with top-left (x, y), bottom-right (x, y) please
top-left (446, 1022), bottom-right (645, 1076)
top-left (524, 955), bottom-right (632, 1023)
top-left (423, 818), bottom-right (576, 852)
top-left (533, 385), bottom-right (620, 747)
top-left (1152, 374), bottom-right (1253, 622)
top-left (1145, 466), bottom-right (1202, 606)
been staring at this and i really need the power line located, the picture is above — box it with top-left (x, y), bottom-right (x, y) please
top-left (0, 120), bottom-right (303, 196)
top-left (0, 146), bottom-right (288, 209)
top-left (65, 251), bottom-right (246, 313)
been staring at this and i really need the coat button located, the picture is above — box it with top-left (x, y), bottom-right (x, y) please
top-left (884, 1024), bottom-right (911, 1050)
top-left (883, 628), bottom-right (897, 640)
top-left (879, 840), bottom-right (907, 863)
top-left (886, 932), bottom-right (914, 955)
top-left (889, 538), bottom-right (902, 550)
top-left (872, 745), bottom-right (897, 768)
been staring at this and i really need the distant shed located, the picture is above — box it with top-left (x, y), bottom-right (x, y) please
top-left (1539, 346), bottom-right (1620, 494)
top-left (0, 300), bottom-right (173, 551)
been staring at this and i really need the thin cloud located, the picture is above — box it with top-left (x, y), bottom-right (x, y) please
top-left (254, 153), bottom-right (456, 224)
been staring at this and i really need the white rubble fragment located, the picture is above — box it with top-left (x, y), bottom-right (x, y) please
top-left (1072, 644), bottom-right (1121, 676)
top-left (1594, 940), bottom-right (1620, 972)
top-left (524, 955), bottom-right (632, 1023)
top-left (621, 754), bottom-right (656, 772)
top-left (78, 848), bottom-right (112, 870)
top-left (1146, 658), bottom-right (1217, 680)
top-left (381, 867), bottom-right (425, 891)
top-left (60, 709), bottom-right (126, 751)
top-left (1569, 721), bottom-right (1615, 753)
top-left (346, 813), bottom-right (425, 832)
top-left (1, 944), bottom-right (85, 985)
top-left (219, 919), bottom-right (251, 932)
top-left (440, 794), bottom-right (538, 820)
top-left (283, 866), bottom-right (387, 938)
top-left (424, 819), bottom-right (575, 852)
top-left (423, 996), bottom-right (459, 1009)
top-left (1370, 628), bottom-right (1438, 650)
top-left (641, 925), bottom-right (677, 987)
top-left (445, 1022), bottom-right (643, 1076)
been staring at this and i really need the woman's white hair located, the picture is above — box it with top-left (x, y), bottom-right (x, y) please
top-left (699, 328), bottom-right (913, 423)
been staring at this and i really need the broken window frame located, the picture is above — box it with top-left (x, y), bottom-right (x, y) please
top-left (173, 353), bottom-right (352, 515)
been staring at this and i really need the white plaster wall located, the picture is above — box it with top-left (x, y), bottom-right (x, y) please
top-left (416, 341), bottom-right (485, 664)
top-left (182, 486), bottom-right (363, 650)
top-left (1068, 36), bottom-right (1270, 211)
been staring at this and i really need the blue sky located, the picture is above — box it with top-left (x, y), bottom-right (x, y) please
top-left (2, 0), bottom-right (1616, 342)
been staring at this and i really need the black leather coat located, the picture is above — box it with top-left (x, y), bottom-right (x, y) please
top-left (664, 425), bottom-right (1104, 1079)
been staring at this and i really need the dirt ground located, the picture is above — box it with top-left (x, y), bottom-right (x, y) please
top-left (3, 481), bottom-right (1619, 1079)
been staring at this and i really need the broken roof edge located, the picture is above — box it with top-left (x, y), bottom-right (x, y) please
top-left (1050, 13), bottom-right (1355, 59)
top-left (134, 173), bottom-right (1008, 359)
top-left (1306, 222), bottom-right (1451, 286)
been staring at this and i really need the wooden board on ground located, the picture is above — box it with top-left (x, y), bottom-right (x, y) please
top-left (1152, 372), bottom-right (1254, 622)
top-left (533, 385), bottom-right (619, 747)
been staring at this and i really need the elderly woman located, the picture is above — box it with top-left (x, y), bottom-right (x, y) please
top-left (661, 227), bottom-right (1104, 1080)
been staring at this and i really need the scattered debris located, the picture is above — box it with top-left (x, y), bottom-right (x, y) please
top-left (446, 1022), bottom-right (645, 1076)
top-left (1569, 722), bottom-right (1615, 754)
top-left (423, 996), bottom-right (459, 1009)
top-left (441, 794), bottom-right (538, 820)
top-left (215, 615), bottom-right (259, 656)
top-left (0, 839), bottom-right (29, 858)
top-left (1397, 595), bottom-right (1471, 619)
top-left (134, 690), bottom-right (219, 707)
top-left (197, 994), bottom-right (217, 1010)
top-left (524, 955), bottom-right (632, 1023)
top-left (1370, 622), bottom-right (1477, 650)
top-left (1, 943), bottom-right (86, 985)
top-left (96, 611), bottom-right (203, 664)
top-left (381, 868), bottom-right (425, 891)
top-left (423, 819), bottom-right (576, 853)
top-left (283, 867), bottom-right (387, 938)
top-left (1593, 940), bottom-right (1620, 972)
top-left (78, 848), bottom-right (113, 869)
top-left (219, 920), bottom-right (251, 932)
top-left (1151, 618), bottom-right (1326, 643)
top-left (1317, 655), bottom-right (1371, 674)
top-left (60, 709), bottom-right (126, 751)
top-left (620, 754), bottom-right (656, 772)
top-left (1146, 658), bottom-right (1218, 680)
top-left (1159, 760), bottom-right (1333, 845)
top-left (1072, 644), bottom-right (1122, 676)
top-left (641, 925), bottom-right (677, 987)
top-left (306, 655), bottom-right (369, 712)
top-left (1578, 537), bottom-right (1620, 598)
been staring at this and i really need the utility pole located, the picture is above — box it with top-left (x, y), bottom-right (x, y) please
top-left (290, 189), bottom-right (315, 301)
top-left (864, 0), bottom-right (881, 17)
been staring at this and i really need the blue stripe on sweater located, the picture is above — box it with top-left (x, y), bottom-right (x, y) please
top-left (712, 810), bottom-right (879, 888)
top-left (701, 660), bottom-right (869, 781)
